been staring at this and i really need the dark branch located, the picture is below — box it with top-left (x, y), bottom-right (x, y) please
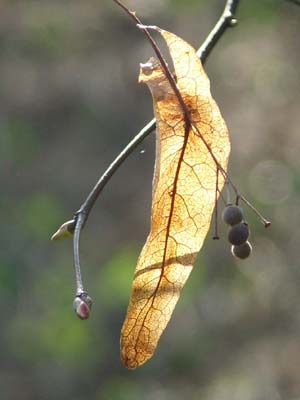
top-left (75, 0), bottom-right (240, 223)
top-left (52, 0), bottom-right (241, 315)
top-left (197, 0), bottom-right (239, 61)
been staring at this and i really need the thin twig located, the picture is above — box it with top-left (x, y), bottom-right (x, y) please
top-left (73, 212), bottom-right (85, 295)
top-left (213, 168), bottom-right (220, 240)
top-left (75, 118), bottom-right (155, 219)
top-left (217, 188), bottom-right (227, 205)
top-left (196, 0), bottom-right (239, 60)
top-left (225, 180), bottom-right (231, 204)
top-left (76, 0), bottom-right (240, 222)
top-left (238, 195), bottom-right (271, 227)
top-left (53, 0), bottom-right (241, 309)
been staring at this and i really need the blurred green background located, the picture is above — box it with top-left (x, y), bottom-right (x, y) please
top-left (0, 0), bottom-right (299, 399)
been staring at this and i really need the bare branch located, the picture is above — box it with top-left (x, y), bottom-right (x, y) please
top-left (74, 0), bottom-right (240, 225)
top-left (52, 0), bottom-right (241, 313)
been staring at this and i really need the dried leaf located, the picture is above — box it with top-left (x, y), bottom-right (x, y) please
top-left (121, 29), bottom-right (230, 369)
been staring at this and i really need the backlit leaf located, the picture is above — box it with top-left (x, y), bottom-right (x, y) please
top-left (121, 29), bottom-right (230, 369)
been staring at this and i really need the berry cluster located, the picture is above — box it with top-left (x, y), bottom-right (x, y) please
top-left (222, 204), bottom-right (252, 259)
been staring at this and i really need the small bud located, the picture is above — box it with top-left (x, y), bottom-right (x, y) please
top-left (73, 293), bottom-right (93, 320)
top-left (229, 18), bottom-right (238, 27)
top-left (231, 241), bottom-right (252, 259)
top-left (228, 222), bottom-right (250, 246)
top-left (222, 204), bottom-right (243, 226)
top-left (51, 219), bottom-right (76, 241)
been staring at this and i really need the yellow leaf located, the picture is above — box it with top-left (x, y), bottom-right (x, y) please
top-left (120, 29), bottom-right (230, 369)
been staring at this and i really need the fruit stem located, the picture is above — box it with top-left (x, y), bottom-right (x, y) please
top-left (213, 167), bottom-right (220, 240)
top-left (238, 194), bottom-right (271, 228)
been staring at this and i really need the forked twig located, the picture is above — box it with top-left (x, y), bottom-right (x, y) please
top-left (52, 0), bottom-right (241, 317)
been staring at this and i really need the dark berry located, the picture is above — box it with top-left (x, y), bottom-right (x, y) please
top-left (231, 241), bottom-right (252, 259)
top-left (228, 222), bottom-right (249, 246)
top-left (222, 204), bottom-right (243, 226)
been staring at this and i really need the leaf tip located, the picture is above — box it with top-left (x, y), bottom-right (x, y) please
top-left (121, 347), bottom-right (140, 370)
